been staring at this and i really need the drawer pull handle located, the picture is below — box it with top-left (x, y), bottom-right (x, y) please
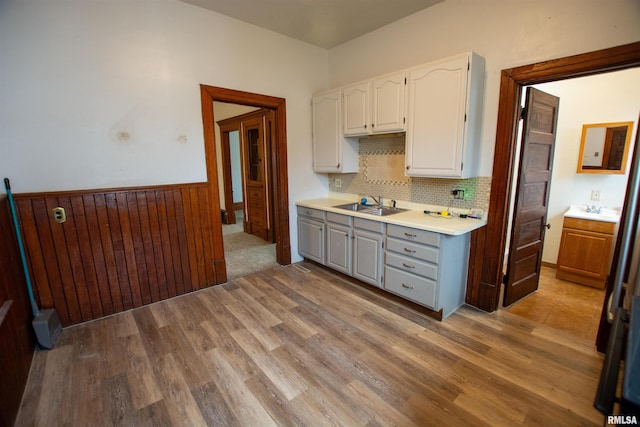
top-left (402, 263), bottom-right (415, 269)
top-left (401, 283), bottom-right (414, 289)
top-left (403, 248), bottom-right (416, 253)
top-left (404, 232), bottom-right (416, 237)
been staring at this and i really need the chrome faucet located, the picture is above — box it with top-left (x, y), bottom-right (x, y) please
top-left (585, 205), bottom-right (602, 214)
top-left (369, 196), bottom-right (383, 207)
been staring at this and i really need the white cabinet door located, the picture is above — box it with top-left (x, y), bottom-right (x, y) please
top-left (343, 82), bottom-right (369, 136)
top-left (327, 222), bottom-right (352, 275)
top-left (372, 71), bottom-right (406, 133)
top-left (353, 229), bottom-right (383, 287)
top-left (298, 217), bottom-right (325, 264)
top-left (312, 90), bottom-right (358, 173)
top-left (405, 52), bottom-right (484, 178)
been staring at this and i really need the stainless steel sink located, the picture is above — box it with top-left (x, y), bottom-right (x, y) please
top-left (333, 202), bottom-right (407, 216)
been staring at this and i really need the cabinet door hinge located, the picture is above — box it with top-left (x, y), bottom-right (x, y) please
top-left (404, 77), bottom-right (407, 85)
top-left (382, 241), bottom-right (385, 249)
top-left (467, 60), bottom-right (470, 71)
top-left (461, 162), bottom-right (463, 171)
top-left (403, 117), bottom-right (406, 124)
top-left (464, 113), bottom-right (467, 123)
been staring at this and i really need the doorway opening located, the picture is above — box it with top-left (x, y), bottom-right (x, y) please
top-left (200, 85), bottom-right (291, 284)
top-left (468, 41), bottom-right (640, 350)
top-left (216, 104), bottom-right (279, 279)
top-left (500, 69), bottom-right (639, 340)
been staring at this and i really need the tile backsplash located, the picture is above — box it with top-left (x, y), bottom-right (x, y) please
top-left (328, 134), bottom-right (491, 212)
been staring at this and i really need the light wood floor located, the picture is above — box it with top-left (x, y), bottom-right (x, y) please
top-left (16, 262), bottom-right (605, 426)
top-left (505, 266), bottom-right (606, 341)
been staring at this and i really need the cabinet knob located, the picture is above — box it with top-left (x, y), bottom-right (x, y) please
top-left (404, 232), bottom-right (416, 237)
top-left (406, 166), bottom-right (410, 170)
top-left (401, 283), bottom-right (414, 290)
top-left (545, 223), bottom-right (551, 230)
top-left (402, 263), bottom-right (415, 269)
top-left (364, 124), bottom-right (367, 129)
top-left (404, 248), bottom-right (416, 254)
top-left (337, 163), bottom-right (340, 168)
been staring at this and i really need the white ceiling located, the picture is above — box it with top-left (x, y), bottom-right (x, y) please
top-left (179, 0), bottom-right (443, 49)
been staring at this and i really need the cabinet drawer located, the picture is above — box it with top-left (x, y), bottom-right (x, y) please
top-left (248, 187), bottom-right (264, 200)
top-left (384, 266), bottom-right (436, 308)
top-left (387, 224), bottom-right (440, 247)
top-left (563, 217), bottom-right (615, 234)
top-left (327, 212), bottom-right (352, 226)
top-left (385, 252), bottom-right (437, 281)
top-left (297, 206), bottom-right (326, 221)
top-left (354, 217), bottom-right (385, 233)
top-left (251, 213), bottom-right (267, 227)
top-left (386, 237), bottom-right (439, 263)
top-left (248, 197), bottom-right (264, 209)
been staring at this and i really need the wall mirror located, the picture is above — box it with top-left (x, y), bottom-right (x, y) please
top-left (577, 121), bottom-right (634, 174)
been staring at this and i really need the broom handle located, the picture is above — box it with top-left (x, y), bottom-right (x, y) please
top-left (4, 178), bottom-right (40, 317)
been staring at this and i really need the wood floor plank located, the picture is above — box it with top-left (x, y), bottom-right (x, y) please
top-left (123, 334), bottom-right (163, 410)
top-left (16, 262), bottom-right (604, 426)
top-left (151, 353), bottom-right (207, 426)
top-left (205, 347), bottom-right (277, 426)
top-left (190, 381), bottom-right (241, 427)
top-left (231, 328), bottom-right (307, 400)
top-left (341, 379), bottom-right (416, 427)
top-left (35, 345), bottom-right (75, 426)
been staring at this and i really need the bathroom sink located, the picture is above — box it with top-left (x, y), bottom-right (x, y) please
top-left (564, 205), bottom-right (620, 223)
top-left (333, 202), bottom-right (408, 216)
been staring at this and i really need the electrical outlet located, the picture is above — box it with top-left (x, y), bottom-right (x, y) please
top-left (334, 178), bottom-right (342, 188)
top-left (52, 207), bottom-right (66, 223)
top-left (591, 189), bottom-right (601, 201)
top-left (452, 189), bottom-right (465, 200)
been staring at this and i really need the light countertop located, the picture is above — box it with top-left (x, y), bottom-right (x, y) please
top-left (296, 197), bottom-right (486, 236)
top-left (563, 205), bottom-right (621, 223)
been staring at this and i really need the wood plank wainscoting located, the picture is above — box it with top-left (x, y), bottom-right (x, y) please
top-left (13, 183), bottom-right (221, 327)
top-left (0, 195), bottom-right (36, 426)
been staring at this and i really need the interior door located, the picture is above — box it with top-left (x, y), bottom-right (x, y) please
top-left (503, 87), bottom-right (560, 306)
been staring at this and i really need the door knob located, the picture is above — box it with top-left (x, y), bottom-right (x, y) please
top-left (544, 223), bottom-right (551, 229)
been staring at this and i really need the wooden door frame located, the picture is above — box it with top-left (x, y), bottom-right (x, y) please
top-left (469, 41), bottom-right (640, 312)
top-left (200, 85), bottom-right (291, 284)
top-left (219, 121), bottom-right (240, 225)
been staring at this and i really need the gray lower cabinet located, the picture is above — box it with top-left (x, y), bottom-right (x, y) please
top-left (353, 218), bottom-right (385, 288)
top-left (296, 205), bottom-right (470, 319)
top-left (326, 212), bottom-right (352, 275)
top-left (297, 207), bottom-right (326, 264)
top-left (384, 223), bottom-right (470, 319)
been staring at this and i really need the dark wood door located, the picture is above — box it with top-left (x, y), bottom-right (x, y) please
top-left (605, 126), bottom-right (627, 170)
top-left (504, 87), bottom-right (559, 306)
top-left (243, 115), bottom-right (270, 241)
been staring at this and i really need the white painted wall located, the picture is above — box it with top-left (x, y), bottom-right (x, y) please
top-left (533, 68), bottom-right (640, 264)
top-left (327, 0), bottom-right (640, 177)
top-left (1, 0), bottom-right (639, 265)
top-left (0, 0), bottom-right (330, 262)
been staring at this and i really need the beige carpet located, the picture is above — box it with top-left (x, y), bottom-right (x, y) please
top-left (222, 220), bottom-right (278, 280)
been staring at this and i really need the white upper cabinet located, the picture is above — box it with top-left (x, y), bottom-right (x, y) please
top-left (371, 71), bottom-right (406, 134)
top-left (343, 71), bottom-right (406, 137)
top-left (405, 52), bottom-right (484, 178)
top-left (343, 82), bottom-right (370, 136)
top-left (312, 89), bottom-right (358, 173)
